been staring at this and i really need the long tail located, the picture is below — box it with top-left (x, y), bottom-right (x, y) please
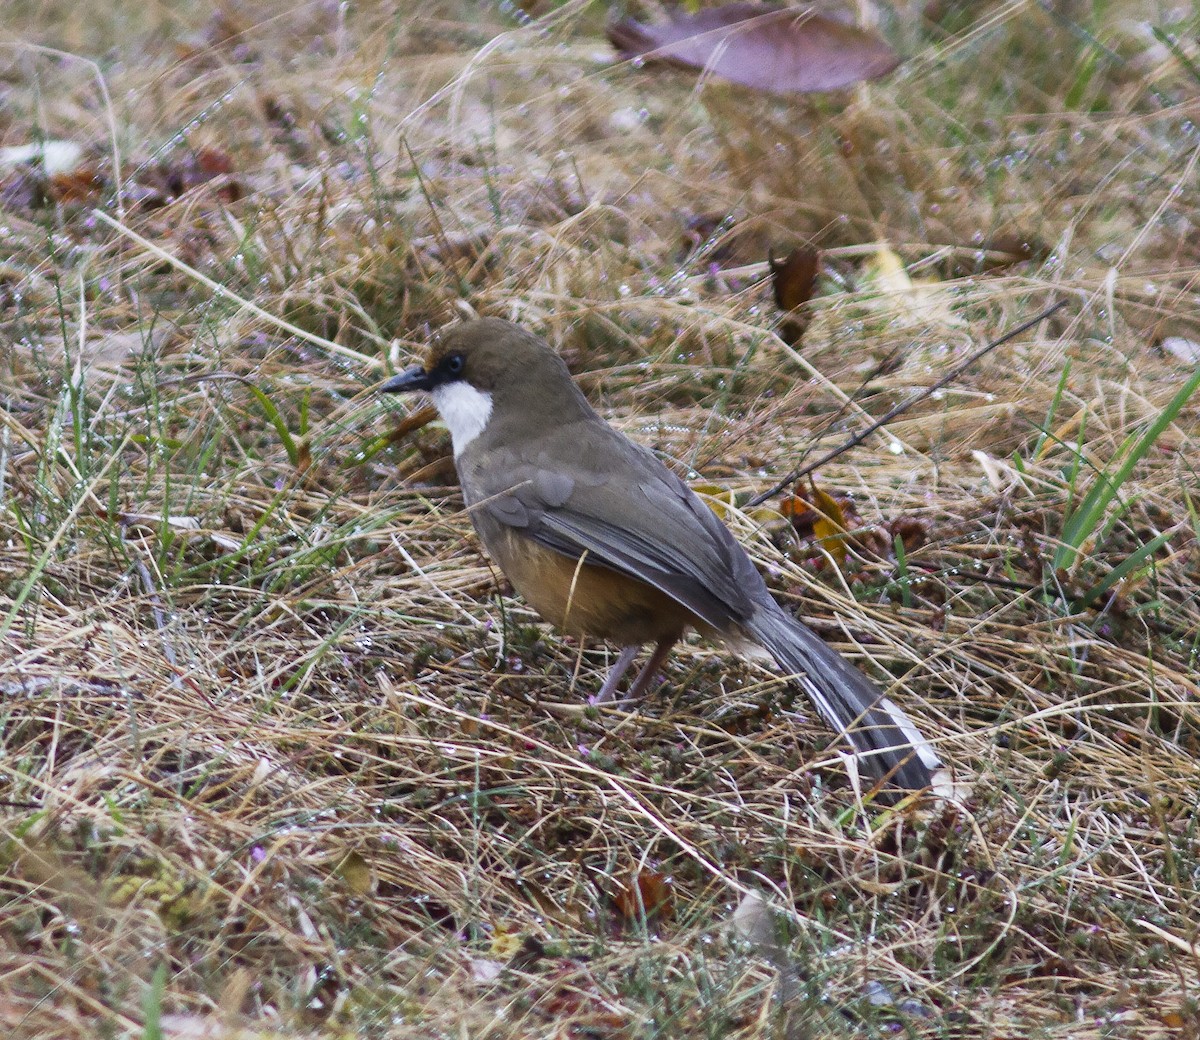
top-left (746, 605), bottom-right (940, 792)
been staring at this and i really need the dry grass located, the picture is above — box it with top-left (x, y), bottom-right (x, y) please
top-left (2, 1), bottom-right (1200, 1037)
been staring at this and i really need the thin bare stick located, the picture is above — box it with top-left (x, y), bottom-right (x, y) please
top-left (745, 300), bottom-right (1066, 507)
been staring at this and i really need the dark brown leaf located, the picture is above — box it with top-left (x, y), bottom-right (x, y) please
top-left (770, 245), bottom-right (819, 343)
top-left (770, 246), bottom-right (820, 312)
top-left (608, 4), bottom-right (900, 95)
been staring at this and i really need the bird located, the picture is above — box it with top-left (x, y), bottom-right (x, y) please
top-left (382, 318), bottom-right (940, 792)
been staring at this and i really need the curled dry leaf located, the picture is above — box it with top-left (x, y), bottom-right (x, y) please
top-left (611, 869), bottom-right (675, 925)
top-left (770, 245), bottom-right (820, 345)
top-left (770, 246), bottom-right (820, 313)
top-left (0, 143), bottom-right (241, 212)
top-left (608, 3), bottom-right (900, 95)
top-left (781, 484), bottom-right (850, 566)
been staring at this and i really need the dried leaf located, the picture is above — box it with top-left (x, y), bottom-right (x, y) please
top-left (888, 516), bottom-right (929, 555)
top-left (747, 504), bottom-right (787, 525)
top-left (608, 3), bottom-right (900, 96)
top-left (334, 850), bottom-right (375, 896)
top-left (693, 482), bottom-right (738, 520)
top-left (860, 244), bottom-right (963, 328)
top-left (771, 246), bottom-right (820, 345)
top-left (49, 168), bottom-right (106, 203)
top-left (770, 246), bottom-right (820, 312)
top-left (612, 870), bottom-right (675, 924)
top-left (784, 485), bottom-right (849, 565)
top-left (1, 143), bottom-right (241, 214)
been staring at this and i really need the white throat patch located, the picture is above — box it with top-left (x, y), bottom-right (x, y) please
top-left (432, 382), bottom-right (494, 456)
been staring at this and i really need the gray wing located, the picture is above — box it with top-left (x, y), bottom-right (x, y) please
top-left (458, 422), bottom-right (767, 631)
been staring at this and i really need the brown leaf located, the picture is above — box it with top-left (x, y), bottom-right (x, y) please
top-left (49, 168), bottom-right (106, 203)
top-left (770, 245), bottom-right (820, 344)
top-left (770, 246), bottom-right (819, 312)
top-left (612, 870), bottom-right (675, 924)
top-left (608, 4), bottom-right (900, 95)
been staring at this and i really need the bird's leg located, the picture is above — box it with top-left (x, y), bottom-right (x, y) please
top-left (593, 644), bottom-right (641, 704)
top-left (625, 635), bottom-right (678, 700)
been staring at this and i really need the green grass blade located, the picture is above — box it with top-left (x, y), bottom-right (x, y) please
top-left (1055, 365), bottom-right (1200, 571)
top-left (1076, 528), bottom-right (1175, 609)
top-left (246, 383), bottom-right (299, 467)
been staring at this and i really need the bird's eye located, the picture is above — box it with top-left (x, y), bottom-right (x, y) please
top-left (446, 353), bottom-right (465, 375)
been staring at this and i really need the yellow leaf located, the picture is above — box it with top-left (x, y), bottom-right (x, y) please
top-left (861, 243), bottom-right (963, 328)
top-left (747, 505), bottom-right (786, 525)
top-left (804, 485), bottom-right (849, 567)
top-left (489, 922), bottom-right (524, 959)
top-left (692, 483), bottom-right (738, 520)
top-left (864, 243), bottom-right (912, 294)
top-left (335, 850), bottom-right (375, 897)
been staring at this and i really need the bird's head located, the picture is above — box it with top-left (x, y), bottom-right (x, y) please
top-left (382, 318), bottom-right (588, 455)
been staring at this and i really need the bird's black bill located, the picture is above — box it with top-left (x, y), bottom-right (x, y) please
top-left (381, 364), bottom-right (434, 394)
